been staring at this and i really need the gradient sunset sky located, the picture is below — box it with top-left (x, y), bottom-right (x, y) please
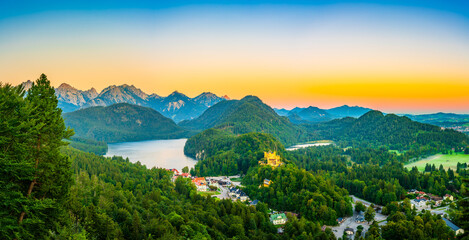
top-left (1, 1), bottom-right (469, 113)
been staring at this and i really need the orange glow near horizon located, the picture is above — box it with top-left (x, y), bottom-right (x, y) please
top-left (1, 5), bottom-right (469, 113)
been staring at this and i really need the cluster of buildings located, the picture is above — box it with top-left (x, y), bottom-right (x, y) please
top-left (169, 169), bottom-right (235, 193)
top-left (169, 169), bottom-right (191, 181)
top-left (228, 187), bottom-right (250, 201)
top-left (407, 189), bottom-right (453, 209)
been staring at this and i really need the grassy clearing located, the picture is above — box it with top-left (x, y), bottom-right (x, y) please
top-left (198, 191), bottom-right (219, 197)
top-left (404, 153), bottom-right (469, 171)
top-left (389, 150), bottom-right (405, 155)
top-left (230, 177), bottom-right (242, 182)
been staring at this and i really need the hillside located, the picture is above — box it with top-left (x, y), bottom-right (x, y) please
top-left (180, 95), bottom-right (310, 145)
top-left (306, 110), bottom-right (469, 150)
top-left (288, 106), bottom-right (333, 123)
top-left (63, 103), bottom-right (190, 143)
top-left (405, 112), bottom-right (469, 124)
top-left (275, 105), bottom-right (372, 123)
top-left (326, 105), bottom-right (372, 118)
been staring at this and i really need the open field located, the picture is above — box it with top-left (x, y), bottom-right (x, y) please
top-left (198, 191), bottom-right (220, 197)
top-left (389, 150), bottom-right (405, 155)
top-left (404, 153), bottom-right (469, 171)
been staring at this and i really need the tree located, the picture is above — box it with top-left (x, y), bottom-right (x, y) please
top-left (364, 206), bottom-right (375, 223)
top-left (458, 179), bottom-right (469, 238)
top-left (182, 166), bottom-right (189, 173)
top-left (465, 147), bottom-right (469, 154)
top-left (355, 201), bottom-right (366, 213)
top-left (0, 83), bottom-right (36, 238)
top-left (19, 74), bottom-right (73, 237)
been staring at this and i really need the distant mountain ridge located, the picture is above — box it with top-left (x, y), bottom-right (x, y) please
top-left (404, 112), bottom-right (469, 124)
top-left (180, 95), bottom-right (310, 146)
top-left (19, 81), bottom-right (229, 122)
top-left (305, 110), bottom-right (469, 150)
top-left (63, 103), bottom-right (190, 143)
top-left (275, 105), bottom-right (373, 122)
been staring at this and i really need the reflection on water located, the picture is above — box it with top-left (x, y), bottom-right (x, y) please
top-left (105, 139), bottom-right (197, 171)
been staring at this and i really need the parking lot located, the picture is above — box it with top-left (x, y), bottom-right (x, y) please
top-left (329, 195), bottom-right (387, 239)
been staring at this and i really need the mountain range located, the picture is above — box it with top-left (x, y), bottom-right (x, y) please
top-left (274, 105), bottom-right (373, 123)
top-left (180, 95), bottom-right (311, 146)
top-left (404, 112), bottom-right (469, 124)
top-left (305, 110), bottom-right (469, 150)
top-left (20, 81), bottom-right (229, 122)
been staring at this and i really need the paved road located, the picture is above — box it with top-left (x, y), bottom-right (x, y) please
top-left (329, 195), bottom-right (387, 239)
top-left (214, 186), bottom-right (230, 199)
top-left (430, 206), bottom-right (450, 216)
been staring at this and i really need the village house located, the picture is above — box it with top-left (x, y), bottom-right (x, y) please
top-left (238, 192), bottom-right (249, 201)
top-left (411, 198), bottom-right (429, 210)
top-left (228, 187), bottom-right (250, 201)
top-left (263, 179), bottom-right (271, 187)
top-left (444, 194), bottom-right (454, 201)
top-left (192, 177), bottom-right (208, 192)
top-left (429, 194), bottom-right (443, 206)
top-left (169, 169), bottom-right (191, 182)
top-left (270, 213), bottom-right (287, 225)
top-left (356, 211), bottom-right (365, 223)
top-left (345, 228), bottom-right (355, 236)
top-left (443, 218), bottom-right (464, 235)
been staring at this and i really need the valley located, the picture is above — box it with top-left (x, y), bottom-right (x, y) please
top-left (2, 76), bottom-right (469, 240)
top-left (404, 153), bottom-right (469, 172)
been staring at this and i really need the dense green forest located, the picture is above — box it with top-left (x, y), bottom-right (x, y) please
top-left (64, 147), bottom-right (337, 240)
top-left (304, 110), bottom-right (469, 152)
top-left (67, 137), bottom-right (108, 155)
top-left (180, 96), bottom-right (312, 146)
top-left (64, 103), bottom-right (191, 143)
top-left (287, 146), bottom-right (464, 204)
top-left (1, 76), bottom-right (338, 239)
top-left (243, 165), bottom-right (353, 226)
top-left (1, 75), bottom-right (469, 239)
top-left (188, 131), bottom-right (286, 176)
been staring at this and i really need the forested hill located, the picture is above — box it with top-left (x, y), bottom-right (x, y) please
top-left (179, 95), bottom-right (310, 146)
top-left (63, 103), bottom-right (190, 143)
top-left (306, 110), bottom-right (469, 151)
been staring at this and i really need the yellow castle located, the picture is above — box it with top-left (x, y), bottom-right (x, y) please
top-left (259, 151), bottom-right (282, 168)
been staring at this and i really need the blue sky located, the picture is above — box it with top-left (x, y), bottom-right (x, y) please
top-left (1, 0), bottom-right (469, 113)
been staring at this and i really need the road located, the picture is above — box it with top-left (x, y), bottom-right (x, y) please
top-left (208, 175), bottom-right (243, 199)
top-left (430, 205), bottom-right (450, 216)
top-left (329, 195), bottom-right (387, 239)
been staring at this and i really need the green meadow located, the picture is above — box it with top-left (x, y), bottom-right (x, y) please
top-left (404, 153), bottom-right (469, 171)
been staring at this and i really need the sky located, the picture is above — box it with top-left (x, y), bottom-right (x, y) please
top-left (1, 1), bottom-right (469, 113)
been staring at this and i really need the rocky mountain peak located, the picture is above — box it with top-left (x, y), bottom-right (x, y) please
top-left (58, 83), bottom-right (75, 90)
top-left (21, 80), bottom-right (34, 91)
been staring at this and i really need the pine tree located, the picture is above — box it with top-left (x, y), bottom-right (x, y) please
top-left (18, 74), bottom-right (73, 237)
top-left (0, 83), bottom-right (36, 238)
